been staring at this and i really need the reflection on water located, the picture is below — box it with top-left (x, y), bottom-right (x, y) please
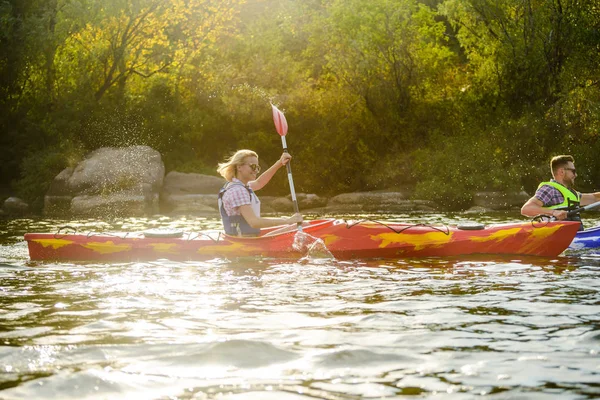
top-left (0, 213), bottom-right (599, 399)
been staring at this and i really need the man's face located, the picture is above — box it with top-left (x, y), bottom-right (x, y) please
top-left (561, 162), bottom-right (577, 188)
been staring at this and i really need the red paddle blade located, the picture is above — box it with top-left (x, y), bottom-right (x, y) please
top-left (271, 104), bottom-right (288, 136)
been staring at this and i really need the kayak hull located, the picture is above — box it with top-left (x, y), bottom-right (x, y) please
top-left (569, 225), bottom-right (600, 250)
top-left (24, 219), bottom-right (580, 262)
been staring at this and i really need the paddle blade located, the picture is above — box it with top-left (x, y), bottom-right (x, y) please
top-left (271, 104), bottom-right (288, 136)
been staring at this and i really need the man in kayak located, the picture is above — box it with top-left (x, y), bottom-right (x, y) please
top-left (217, 149), bottom-right (303, 236)
top-left (521, 155), bottom-right (600, 226)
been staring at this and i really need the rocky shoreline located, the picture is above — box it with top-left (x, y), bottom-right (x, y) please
top-left (1, 145), bottom-right (532, 217)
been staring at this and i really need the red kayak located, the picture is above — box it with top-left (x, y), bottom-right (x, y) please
top-left (24, 219), bottom-right (580, 262)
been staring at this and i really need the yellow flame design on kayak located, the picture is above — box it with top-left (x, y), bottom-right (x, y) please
top-left (372, 231), bottom-right (454, 250)
top-left (148, 243), bottom-right (180, 254)
top-left (529, 224), bottom-right (563, 239)
top-left (321, 234), bottom-right (342, 247)
top-left (196, 241), bottom-right (263, 255)
top-left (518, 224), bottom-right (567, 254)
top-left (469, 227), bottom-right (521, 242)
top-left (83, 241), bottom-right (132, 254)
top-left (32, 238), bottom-right (74, 249)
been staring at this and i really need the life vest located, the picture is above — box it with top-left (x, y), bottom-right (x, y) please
top-left (537, 181), bottom-right (583, 229)
top-left (218, 181), bottom-right (261, 236)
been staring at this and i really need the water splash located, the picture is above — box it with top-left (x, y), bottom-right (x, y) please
top-left (292, 231), bottom-right (335, 259)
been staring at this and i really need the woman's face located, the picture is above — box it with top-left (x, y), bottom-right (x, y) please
top-left (236, 156), bottom-right (260, 183)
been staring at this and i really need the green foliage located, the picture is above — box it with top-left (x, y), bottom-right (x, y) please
top-left (308, 0), bottom-right (455, 148)
top-left (411, 135), bottom-right (523, 210)
top-left (2, 0), bottom-right (600, 212)
top-left (14, 144), bottom-right (84, 211)
top-left (439, 0), bottom-right (597, 112)
top-left (568, 140), bottom-right (600, 193)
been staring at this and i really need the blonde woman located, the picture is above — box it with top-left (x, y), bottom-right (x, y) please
top-left (217, 149), bottom-right (303, 236)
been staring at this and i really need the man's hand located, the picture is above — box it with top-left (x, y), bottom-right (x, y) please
top-left (551, 209), bottom-right (568, 220)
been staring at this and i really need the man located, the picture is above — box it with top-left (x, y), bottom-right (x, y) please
top-left (521, 155), bottom-right (600, 226)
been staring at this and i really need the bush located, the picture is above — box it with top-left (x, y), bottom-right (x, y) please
top-left (411, 135), bottom-right (522, 210)
top-left (566, 140), bottom-right (600, 192)
top-left (14, 144), bottom-right (84, 212)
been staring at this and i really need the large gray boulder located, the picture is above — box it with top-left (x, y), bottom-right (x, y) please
top-left (3, 197), bottom-right (29, 215)
top-left (161, 171), bottom-right (225, 195)
top-left (45, 146), bottom-right (164, 216)
top-left (68, 146), bottom-right (164, 195)
top-left (269, 197), bottom-right (295, 212)
top-left (325, 191), bottom-right (437, 213)
top-left (329, 191), bottom-right (406, 205)
top-left (266, 193), bottom-right (328, 212)
top-left (160, 171), bottom-right (225, 215)
top-left (160, 194), bottom-right (220, 215)
top-left (287, 193), bottom-right (328, 210)
top-left (256, 196), bottom-right (278, 214)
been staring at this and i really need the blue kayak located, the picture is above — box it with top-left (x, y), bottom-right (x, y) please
top-left (569, 225), bottom-right (600, 250)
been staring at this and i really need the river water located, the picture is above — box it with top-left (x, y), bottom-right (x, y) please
top-left (1, 213), bottom-right (599, 399)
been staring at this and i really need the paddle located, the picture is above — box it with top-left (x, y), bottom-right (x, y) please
top-left (567, 199), bottom-right (600, 218)
top-left (271, 104), bottom-right (302, 231)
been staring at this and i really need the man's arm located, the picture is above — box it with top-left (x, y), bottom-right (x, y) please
top-left (521, 197), bottom-right (567, 220)
top-left (580, 192), bottom-right (600, 206)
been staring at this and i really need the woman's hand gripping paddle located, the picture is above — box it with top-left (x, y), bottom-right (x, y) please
top-left (271, 104), bottom-right (302, 232)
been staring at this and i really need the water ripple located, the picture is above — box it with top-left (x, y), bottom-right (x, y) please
top-left (1, 215), bottom-right (599, 399)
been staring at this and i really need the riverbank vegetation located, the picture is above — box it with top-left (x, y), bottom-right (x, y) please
top-left (1, 0), bottom-right (599, 210)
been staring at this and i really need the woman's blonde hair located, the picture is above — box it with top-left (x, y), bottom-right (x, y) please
top-left (217, 149), bottom-right (258, 181)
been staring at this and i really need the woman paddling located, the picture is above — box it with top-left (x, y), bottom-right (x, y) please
top-left (217, 149), bottom-right (303, 236)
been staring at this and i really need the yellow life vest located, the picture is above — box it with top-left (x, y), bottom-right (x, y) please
top-left (537, 181), bottom-right (580, 209)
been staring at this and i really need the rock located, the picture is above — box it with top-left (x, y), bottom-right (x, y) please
top-left (256, 196), bottom-right (278, 214)
top-left (325, 191), bottom-right (436, 213)
top-left (159, 172), bottom-right (225, 214)
top-left (71, 191), bottom-right (159, 217)
top-left (160, 194), bottom-right (219, 215)
top-left (46, 167), bottom-right (75, 196)
top-left (44, 146), bottom-right (164, 216)
top-left (270, 197), bottom-right (294, 212)
top-left (329, 191), bottom-right (407, 205)
top-left (324, 199), bottom-right (437, 214)
top-left (161, 171), bottom-right (225, 195)
top-left (3, 197), bottom-right (29, 215)
top-left (473, 191), bottom-right (530, 211)
top-left (68, 146), bottom-right (164, 195)
top-left (287, 193), bottom-right (328, 209)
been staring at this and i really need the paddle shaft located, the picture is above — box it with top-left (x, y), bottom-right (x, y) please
top-left (567, 199), bottom-right (600, 217)
top-left (281, 136), bottom-right (302, 231)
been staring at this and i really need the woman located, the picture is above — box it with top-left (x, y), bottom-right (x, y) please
top-left (217, 149), bottom-right (303, 236)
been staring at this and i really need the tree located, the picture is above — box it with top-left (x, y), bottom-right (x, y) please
top-left (439, 0), bottom-right (595, 111)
